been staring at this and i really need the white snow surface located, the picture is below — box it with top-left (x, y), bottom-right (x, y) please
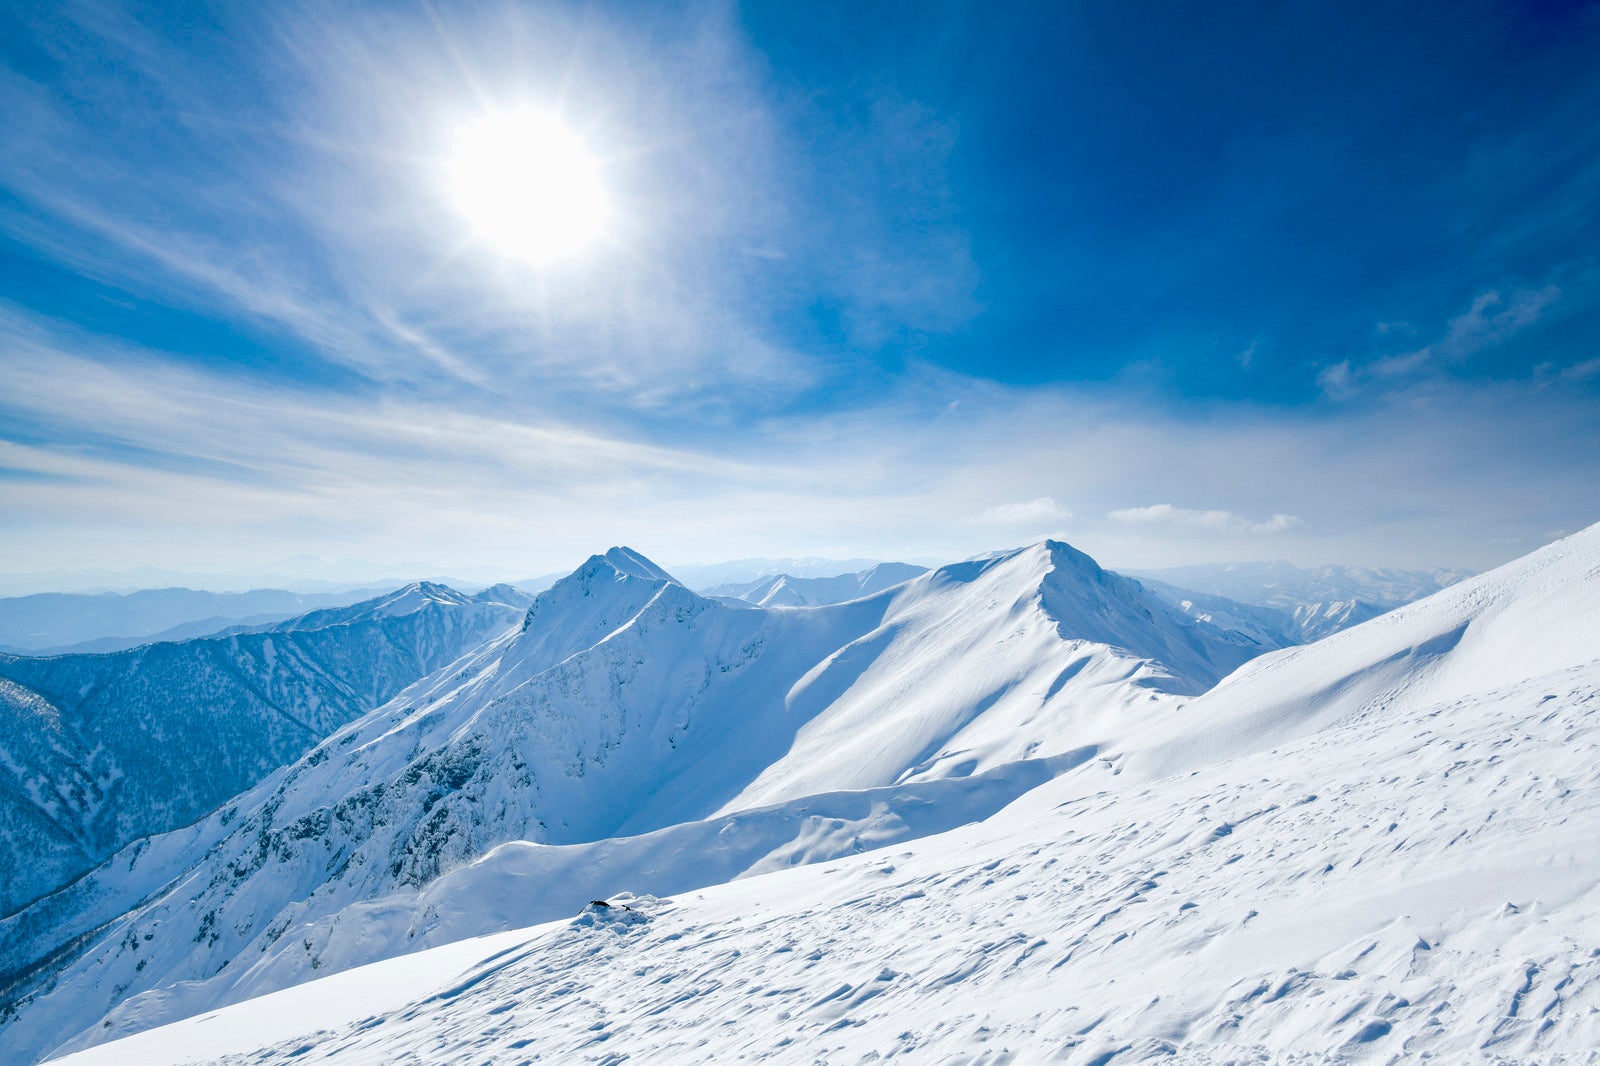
top-left (44, 524), bottom-right (1600, 1064)
top-left (3, 540), bottom-right (1260, 1063)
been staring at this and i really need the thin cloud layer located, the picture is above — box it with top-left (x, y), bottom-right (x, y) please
top-left (1107, 505), bottom-right (1301, 536)
top-left (1320, 287), bottom-right (1564, 399)
top-left (978, 498), bottom-right (1071, 525)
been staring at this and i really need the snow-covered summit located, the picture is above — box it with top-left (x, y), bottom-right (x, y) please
top-left (510, 546), bottom-right (692, 665)
top-left (595, 546), bottom-right (680, 584)
top-left (245, 580), bottom-right (475, 633)
top-left (1033, 539), bottom-right (1276, 687)
top-left (470, 582), bottom-right (535, 608)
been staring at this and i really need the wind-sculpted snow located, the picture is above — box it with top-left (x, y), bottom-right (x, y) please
top-left (65, 751), bottom-right (1097, 1041)
top-left (45, 524), bottom-right (1600, 1065)
top-left (0, 584), bottom-right (525, 917)
top-left (1, 540), bottom-right (1260, 1062)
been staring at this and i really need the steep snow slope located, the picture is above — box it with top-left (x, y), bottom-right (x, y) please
top-left (0, 584), bottom-right (525, 917)
top-left (1122, 523), bottom-right (1600, 780)
top-left (2, 542), bottom-right (1261, 1062)
top-left (705, 562), bottom-right (929, 607)
top-left (57, 753), bottom-right (1093, 1049)
top-left (50, 524), bottom-right (1600, 1065)
top-left (718, 541), bottom-right (1265, 813)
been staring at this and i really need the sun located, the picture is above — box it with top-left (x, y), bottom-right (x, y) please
top-left (445, 108), bottom-right (609, 265)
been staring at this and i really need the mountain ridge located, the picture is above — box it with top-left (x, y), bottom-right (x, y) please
top-left (0, 582), bottom-right (527, 919)
top-left (1, 539), bottom-right (1264, 1061)
top-left (0, 586), bottom-right (398, 654)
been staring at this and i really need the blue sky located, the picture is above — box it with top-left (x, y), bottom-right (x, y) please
top-left (1, 0), bottom-right (1597, 586)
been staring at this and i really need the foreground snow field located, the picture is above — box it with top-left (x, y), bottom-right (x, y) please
top-left (51, 654), bottom-right (1600, 1063)
top-left (37, 524), bottom-right (1600, 1063)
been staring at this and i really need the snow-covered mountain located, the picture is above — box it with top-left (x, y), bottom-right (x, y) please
top-left (1130, 558), bottom-right (1472, 607)
top-left (0, 583), bottom-right (526, 918)
top-left (1125, 580), bottom-right (1296, 650)
top-left (1129, 559), bottom-right (1473, 642)
top-left (1, 541), bottom-right (1266, 1062)
top-left (212, 582), bottom-right (535, 636)
top-left (43, 523), bottom-right (1600, 1065)
top-left (704, 562), bottom-right (929, 607)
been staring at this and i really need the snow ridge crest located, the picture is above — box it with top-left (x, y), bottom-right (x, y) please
top-left (598, 547), bottom-right (679, 585)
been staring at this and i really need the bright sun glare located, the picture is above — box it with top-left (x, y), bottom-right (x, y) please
top-left (446, 108), bottom-right (609, 265)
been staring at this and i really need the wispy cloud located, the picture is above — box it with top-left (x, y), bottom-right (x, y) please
top-left (1373, 287), bottom-right (1560, 376)
top-left (977, 497), bottom-right (1070, 525)
top-left (1321, 287), bottom-right (1561, 398)
top-left (1316, 359), bottom-right (1357, 400)
top-left (1107, 504), bottom-right (1301, 535)
top-left (1558, 357), bottom-right (1600, 382)
top-left (2, 308), bottom-right (1597, 575)
top-left (0, 309), bottom-right (755, 500)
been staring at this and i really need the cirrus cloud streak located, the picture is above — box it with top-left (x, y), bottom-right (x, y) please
top-left (1108, 505), bottom-right (1302, 536)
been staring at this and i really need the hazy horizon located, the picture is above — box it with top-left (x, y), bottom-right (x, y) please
top-left (0, 537), bottom-right (1500, 599)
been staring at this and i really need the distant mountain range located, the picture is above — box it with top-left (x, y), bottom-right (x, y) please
top-left (0, 587), bottom-right (402, 655)
top-left (703, 562), bottom-right (929, 607)
top-left (665, 555), bottom-right (894, 589)
top-left (0, 583), bottom-right (530, 919)
top-left (0, 557), bottom-right (1468, 657)
top-left (1128, 559), bottom-right (1473, 642)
